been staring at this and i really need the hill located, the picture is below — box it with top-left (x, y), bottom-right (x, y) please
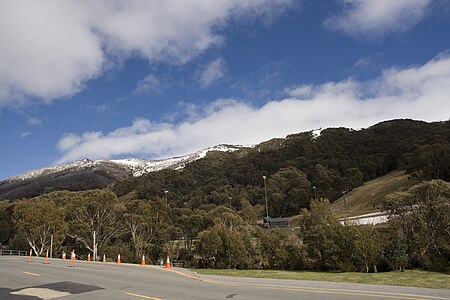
top-left (1, 119), bottom-right (449, 273)
top-left (0, 145), bottom-right (244, 200)
top-left (330, 169), bottom-right (420, 218)
top-left (1, 119), bottom-right (449, 212)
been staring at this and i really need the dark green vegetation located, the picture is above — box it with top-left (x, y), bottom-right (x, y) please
top-left (0, 119), bottom-right (449, 274)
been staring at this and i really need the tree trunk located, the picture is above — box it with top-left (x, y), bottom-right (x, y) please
top-left (93, 231), bottom-right (97, 261)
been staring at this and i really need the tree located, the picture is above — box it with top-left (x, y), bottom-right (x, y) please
top-left (354, 225), bottom-right (384, 273)
top-left (301, 200), bottom-right (341, 270)
top-left (65, 190), bottom-right (125, 261)
top-left (239, 199), bottom-right (258, 225)
top-left (267, 167), bottom-right (311, 217)
top-left (259, 229), bottom-right (289, 269)
top-left (208, 206), bottom-right (245, 231)
top-left (0, 201), bottom-right (14, 246)
top-left (124, 199), bottom-right (154, 261)
top-left (386, 228), bottom-right (408, 271)
top-left (180, 209), bottom-right (210, 250)
top-left (13, 198), bottom-right (67, 256)
top-left (413, 144), bottom-right (450, 181)
top-left (197, 227), bottom-right (221, 268)
top-left (383, 180), bottom-right (450, 270)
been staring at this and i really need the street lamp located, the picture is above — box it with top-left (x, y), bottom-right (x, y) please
top-left (313, 186), bottom-right (317, 201)
top-left (342, 190), bottom-right (347, 208)
top-left (263, 176), bottom-right (269, 227)
top-left (164, 190), bottom-right (169, 207)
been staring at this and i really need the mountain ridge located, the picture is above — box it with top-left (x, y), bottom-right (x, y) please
top-left (0, 144), bottom-right (245, 200)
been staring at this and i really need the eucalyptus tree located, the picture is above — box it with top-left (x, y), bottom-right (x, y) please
top-left (383, 180), bottom-right (450, 270)
top-left (65, 190), bottom-right (125, 261)
top-left (13, 198), bottom-right (67, 256)
top-left (267, 166), bottom-right (311, 217)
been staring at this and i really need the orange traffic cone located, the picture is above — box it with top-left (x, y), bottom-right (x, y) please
top-left (141, 255), bottom-right (146, 266)
top-left (87, 253), bottom-right (91, 262)
top-left (102, 254), bottom-right (106, 263)
top-left (28, 249), bottom-right (32, 263)
top-left (45, 249), bottom-right (49, 264)
top-left (165, 256), bottom-right (171, 269)
top-left (117, 254), bottom-right (121, 264)
top-left (62, 252), bottom-right (66, 260)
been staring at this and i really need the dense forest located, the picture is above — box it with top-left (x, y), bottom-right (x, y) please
top-left (114, 119), bottom-right (450, 216)
top-left (1, 119), bottom-right (449, 272)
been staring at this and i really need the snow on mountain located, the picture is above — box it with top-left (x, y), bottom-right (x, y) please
top-left (111, 144), bottom-right (243, 176)
top-left (6, 144), bottom-right (244, 182)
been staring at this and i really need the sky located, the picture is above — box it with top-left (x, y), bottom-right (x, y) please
top-left (1, 0), bottom-right (450, 180)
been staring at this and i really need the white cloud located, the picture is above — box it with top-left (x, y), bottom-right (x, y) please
top-left (285, 84), bottom-right (314, 99)
top-left (198, 58), bottom-right (226, 88)
top-left (27, 117), bottom-right (43, 126)
top-left (133, 74), bottom-right (162, 96)
top-left (0, 0), bottom-right (292, 107)
top-left (326, 0), bottom-right (433, 37)
top-left (19, 131), bottom-right (31, 138)
top-left (95, 104), bottom-right (109, 114)
top-left (57, 134), bottom-right (82, 152)
top-left (56, 52), bottom-right (450, 164)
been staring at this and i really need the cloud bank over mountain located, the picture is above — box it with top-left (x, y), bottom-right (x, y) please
top-left (57, 53), bottom-right (450, 163)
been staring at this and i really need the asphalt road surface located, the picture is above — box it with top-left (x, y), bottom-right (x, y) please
top-left (0, 256), bottom-right (448, 300)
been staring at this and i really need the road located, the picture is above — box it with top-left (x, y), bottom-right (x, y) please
top-left (0, 256), bottom-right (448, 300)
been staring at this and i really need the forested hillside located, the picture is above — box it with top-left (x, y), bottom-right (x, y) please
top-left (1, 119), bottom-right (449, 272)
top-left (113, 119), bottom-right (450, 217)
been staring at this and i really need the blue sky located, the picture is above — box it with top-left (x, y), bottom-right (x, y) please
top-left (1, 0), bottom-right (450, 180)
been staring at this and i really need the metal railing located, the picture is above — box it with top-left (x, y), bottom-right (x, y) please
top-left (0, 249), bottom-right (29, 256)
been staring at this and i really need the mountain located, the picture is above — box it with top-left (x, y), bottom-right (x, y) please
top-left (0, 144), bottom-right (244, 200)
top-left (2, 119), bottom-right (449, 206)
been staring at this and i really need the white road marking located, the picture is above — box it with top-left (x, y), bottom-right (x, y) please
top-left (11, 288), bottom-right (71, 299)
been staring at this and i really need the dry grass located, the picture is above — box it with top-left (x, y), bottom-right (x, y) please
top-left (330, 169), bottom-right (419, 218)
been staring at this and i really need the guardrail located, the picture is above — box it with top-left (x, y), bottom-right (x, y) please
top-left (0, 249), bottom-right (29, 256)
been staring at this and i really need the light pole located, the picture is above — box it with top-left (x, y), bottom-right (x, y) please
top-left (342, 190), bottom-right (347, 208)
top-left (313, 186), bottom-right (317, 201)
top-left (263, 176), bottom-right (269, 228)
top-left (164, 190), bottom-right (169, 207)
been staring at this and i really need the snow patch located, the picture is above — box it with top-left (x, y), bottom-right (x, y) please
top-left (5, 144), bottom-right (245, 181)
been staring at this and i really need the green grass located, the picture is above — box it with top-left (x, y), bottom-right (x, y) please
top-left (192, 269), bottom-right (450, 290)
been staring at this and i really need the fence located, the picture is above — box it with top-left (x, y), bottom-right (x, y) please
top-left (0, 249), bottom-right (29, 256)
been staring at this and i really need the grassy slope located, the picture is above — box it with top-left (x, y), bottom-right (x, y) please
top-left (193, 269), bottom-right (450, 290)
top-left (330, 169), bottom-right (420, 218)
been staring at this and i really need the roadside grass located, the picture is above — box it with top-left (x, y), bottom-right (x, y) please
top-left (192, 269), bottom-right (450, 290)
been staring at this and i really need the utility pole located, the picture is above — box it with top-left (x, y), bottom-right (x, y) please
top-left (342, 190), bottom-right (347, 208)
top-left (263, 176), bottom-right (269, 229)
top-left (313, 186), bottom-right (317, 200)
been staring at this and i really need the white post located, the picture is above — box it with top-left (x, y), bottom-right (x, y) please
top-left (93, 231), bottom-right (97, 262)
top-left (50, 234), bottom-right (53, 258)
